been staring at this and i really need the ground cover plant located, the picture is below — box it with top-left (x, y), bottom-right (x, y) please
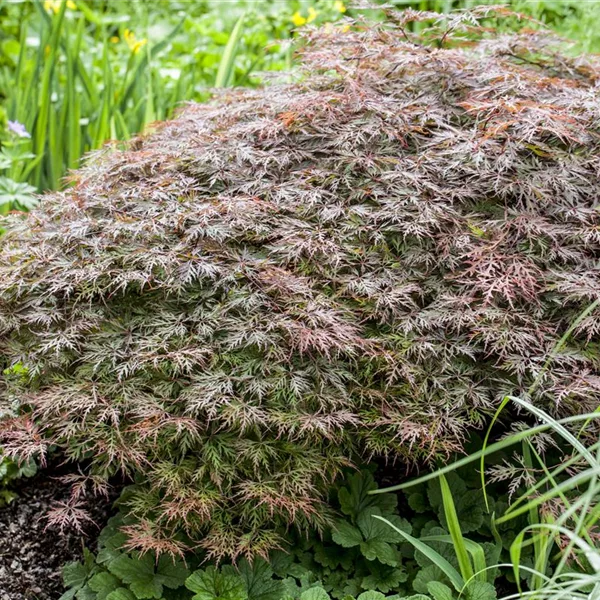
top-left (2, 6), bottom-right (600, 562)
top-left (61, 410), bottom-right (600, 600)
top-left (59, 459), bottom-right (516, 600)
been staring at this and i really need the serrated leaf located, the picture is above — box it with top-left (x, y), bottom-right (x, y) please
top-left (413, 565), bottom-right (447, 595)
top-left (338, 472), bottom-right (397, 520)
top-left (357, 592), bottom-right (386, 600)
top-left (186, 566), bottom-right (247, 600)
top-left (237, 558), bottom-right (283, 600)
top-left (465, 581), bottom-right (497, 600)
top-left (88, 572), bottom-right (121, 600)
top-left (157, 555), bottom-right (190, 589)
top-left (358, 510), bottom-right (411, 543)
top-left (407, 492), bottom-right (428, 513)
top-left (63, 560), bottom-right (93, 589)
top-left (342, 578), bottom-right (362, 598)
top-left (313, 541), bottom-right (354, 571)
top-left (106, 589), bottom-right (137, 600)
top-left (427, 581), bottom-right (454, 600)
top-left (361, 563), bottom-right (408, 594)
top-left (107, 554), bottom-right (161, 599)
top-left (300, 587), bottom-right (330, 600)
top-left (77, 586), bottom-right (101, 600)
top-left (332, 520), bottom-right (363, 548)
top-left (360, 540), bottom-right (399, 566)
top-left (97, 517), bottom-right (128, 564)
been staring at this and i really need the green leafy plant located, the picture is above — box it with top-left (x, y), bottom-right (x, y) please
top-left (61, 466), bottom-right (518, 600)
top-left (376, 400), bottom-right (600, 600)
top-left (60, 512), bottom-right (191, 600)
top-left (0, 452), bottom-right (36, 506)
top-left (375, 473), bottom-right (500, 600)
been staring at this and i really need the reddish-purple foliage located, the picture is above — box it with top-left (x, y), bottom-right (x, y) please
top-left (1, 8), bottom-right (600, 558)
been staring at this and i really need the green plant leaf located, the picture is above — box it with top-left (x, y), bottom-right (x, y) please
top-left (360, 540), bottom-right (399, 566)
top-left (427, 581), bottom-right (454, 600)
top-left (358, 510), bottom-right (411, 543)
top-left (156, 555), bottom-right (189, 589)
top-left (237, 558), bottom-right (283, 600)
top-left (437, 473), bottom-right (474, 583)
top-left (88, 572), bottom-right (121, 600)
top-left (373, 516), bottom-right (464, 592)
top-left (106, 589), bottom-right (137, 600)
top-left (0, 176), bottom-right (37, 208)
top-left (361, 564), bottom-right (408, 593)
top-left (413, 566), bottom-right (447, 595)
top-left (186, 566), bottom-right (248, 600)
top-left (332, 521), bottom-right (363, 548)
top-left (357, 592), bottom-right (386, 600)
top-left (339, 472), bottom-right (397, 520)
top-left (428, 475), bottom-right (484, 534)
top-left (313, 542), bottom-right (354, 570)
top-left (63, 550), bottom-right (96, 589)
top-left (407, 492), bottom-right (428, 514)
top-left (300, 587), bottom-right (331, 600)
top-left (215, 12), bottom-right (246, 88)
top-left (107, 554), bottom-right (161, 599)
top-left (464, 581), bottom-right (497, 600)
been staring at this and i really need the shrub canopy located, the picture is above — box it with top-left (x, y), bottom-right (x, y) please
top-left (2, 8), bottom-right (600, 559)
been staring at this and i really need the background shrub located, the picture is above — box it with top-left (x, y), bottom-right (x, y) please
top-left (1, 8), bottom-right (600, 560)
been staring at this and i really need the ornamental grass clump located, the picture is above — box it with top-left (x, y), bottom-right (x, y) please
top-left (2, 7), bottom-right (600, 560)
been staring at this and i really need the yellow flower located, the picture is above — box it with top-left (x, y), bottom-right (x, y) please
top-left (44, 0), bottom-right (76, 12)
top-left (334, 1), bottom-right (346, 13)
top-left (110, 36), bottom-right (120, 44)
top-left (124, 29), bottom-right (147, 54)
top-left (43, 0), bottom-right (60, 13)
top-left (291, 11), bottom-right (307, 27)
top-left (291, 7), bottom-right (317, 27)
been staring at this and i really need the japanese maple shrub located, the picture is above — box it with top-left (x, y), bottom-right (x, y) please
top-left (2, 8), bottom-right (600, 560)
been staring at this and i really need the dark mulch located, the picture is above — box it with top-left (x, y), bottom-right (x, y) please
top-left (0, 469), bottom-right (118, 600)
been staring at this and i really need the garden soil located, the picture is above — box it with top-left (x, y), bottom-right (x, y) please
top-left (0, 470), bottom-right (117, 600)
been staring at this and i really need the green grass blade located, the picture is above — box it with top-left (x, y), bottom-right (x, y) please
top-left (373, 515), bottom-right (464, 592)
top-left (215, 12), bottom-right (246, 88)
top-left (33, 0), bottom-right (67, 188)
top-left (420, 535), bottom-right (487, 582)
top-left (438, 473), bottom-right (474, 583)
top-left (119, 18), bottom-right (184, 111)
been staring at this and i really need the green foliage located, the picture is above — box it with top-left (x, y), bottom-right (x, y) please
top-left (60, 513), bottom-right (192, 600)
top-left (0, 451), bottom-right (36, 506)
top-left (377, 396), bottom-right (600, 600)
top-left (0, 0), bottom-right (346, 193)
top-left (186, 567), bottom-right (248, 600)
top-left (61, 467), bottom-right (516, 600)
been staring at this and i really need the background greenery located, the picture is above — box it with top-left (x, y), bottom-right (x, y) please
top-left (0, 0), bottom-right (599, 203)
